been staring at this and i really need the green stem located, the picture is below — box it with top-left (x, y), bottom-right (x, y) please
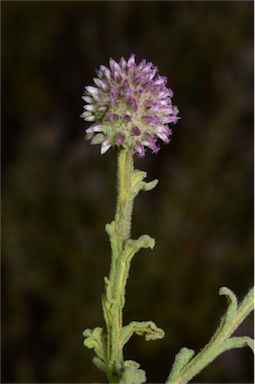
top-left (103, 149), bottom-right (135, 381)
top-left (115, 149), bottom-right (134, 241)
top-left (167, 287), bottom-right (254, 384)
top-left (84, 147), bottom-right (160, 382)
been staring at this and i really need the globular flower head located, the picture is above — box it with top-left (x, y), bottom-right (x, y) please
top-left (81, 54), bottom-right (180, 156)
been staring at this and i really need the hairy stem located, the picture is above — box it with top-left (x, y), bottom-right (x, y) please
top-left (83, 148), bottom-right (160, 382)
top-left (103, 149), bottom-right (135, 381)
top-left (115, 149), bottom-right (134, 241)
top-left (167, 287), bottom-right (254, 384)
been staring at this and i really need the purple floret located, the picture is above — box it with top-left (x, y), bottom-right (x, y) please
top-left (81, 54), bottom-right (180, 156)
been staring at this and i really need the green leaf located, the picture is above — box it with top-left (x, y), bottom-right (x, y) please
top-left (131, 170), bottom-right (147, 187)
top-left (142, 179), bottom-right (159, 191)
top-left (122, 320), bottom-right (165, 346)
top-left (219, 287), bottom-right (238, 324)
top-left (221, 336), bottom-right (254, 353)
top-left (130, 169), bottom-right (158, 196)
top-left (124, 235), bottom-right (155, 260)
top-left (92, 357), bottom-right (107, 372)
top-left (124, 360), bottom-right (141, 369)
top-left (120, 367), bottom-right (146, 384)
top-left (83, 327), bottom-right (106, 361)
top-left (167, 347), bottom-right (195, 382)
top-left (105, 221), bottom-right (114, 236)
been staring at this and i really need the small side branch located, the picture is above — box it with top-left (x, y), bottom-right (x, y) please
top-left (122, 320), bottom-right (165, 346)
top-left (166, 287), bottom-right (254, 384)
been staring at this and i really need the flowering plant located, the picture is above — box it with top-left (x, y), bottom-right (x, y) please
top-left (81, 55), bottom-right (254, 384)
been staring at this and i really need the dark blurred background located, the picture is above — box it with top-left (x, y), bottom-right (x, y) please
top-left (1, 1), bottom-right (254, 383)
